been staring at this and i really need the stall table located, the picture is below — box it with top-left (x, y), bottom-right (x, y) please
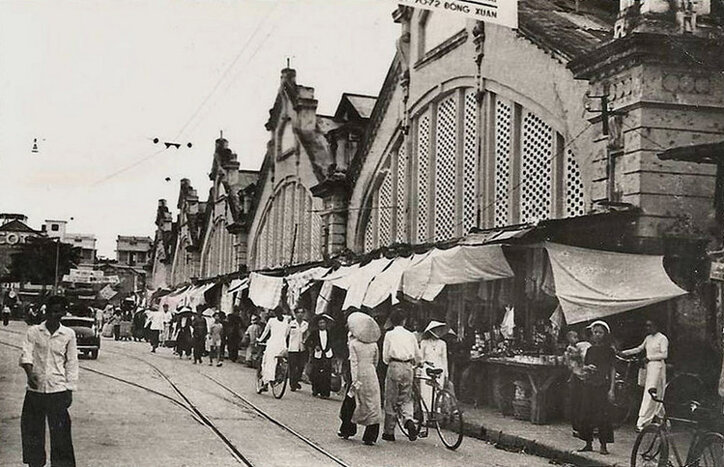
top-left (471, 356), bottom-right (569, 424)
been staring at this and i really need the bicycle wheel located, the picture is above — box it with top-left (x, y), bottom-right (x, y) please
top-left (271, 358), bottom-right (288, 399)
top-left (434, 389), bottom-right (463, 450)
top-left (631, 424), bottom-right (668, 467)
top-left (687, 432), bottom-right (724, 467)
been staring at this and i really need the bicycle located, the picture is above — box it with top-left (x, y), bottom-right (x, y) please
top-left (611, 354), bottom-right (643, 428)
top-left (254, 342), bottom-right (289, 399)
top-left (631, 385), bottom-right (724, 467)
top-left (397, 364), bottom-right (464, 450)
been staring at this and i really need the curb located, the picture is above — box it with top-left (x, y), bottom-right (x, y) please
top-left (460, 418), bottom-right (619, 467)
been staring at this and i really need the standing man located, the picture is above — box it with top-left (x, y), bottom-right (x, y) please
top-left (146, 306), bottom-right (165, 353)
top-left (191, 307), bottom-right (208, 365)
top-left (382, 309), bottom-right (421, 442)
top-left (619, 319), bottom-right (669, 432)
top-left (20, 295), bottom-right (78, 467)
top-left (162, 304), bottom-right (173, 347)
top-left (2, 302), bottom-right (11, 326)
top-left (224, 309), bottom-right (242, 362)
top-left (286, 308), bottom-right (309, 391)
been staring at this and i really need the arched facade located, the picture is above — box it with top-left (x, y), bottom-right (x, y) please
top-left (351, 9), bottom-right (592, 253)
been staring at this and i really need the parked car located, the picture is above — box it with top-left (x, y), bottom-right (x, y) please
top-left (61, 315), bottom-right (100, 359)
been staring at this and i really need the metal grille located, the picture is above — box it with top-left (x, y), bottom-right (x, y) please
top-left (565, 149), bottom-right (585, 218)
top-left (417, 112), bottom-right (431, 243)
top-left (395, 143), bottom-right (408, 243)
top-left (379, 170), bottom-right (393, 247)
top-left (520, 111), bottom-right (553, 223)
top-left (463, 89), bottom-right (478, 234)
top-left (434, 94), bottom-right (458, 242)
top-left (494, 99), bottom-right (512, 227)
top-left (311, 201), bottom-right (322, 261)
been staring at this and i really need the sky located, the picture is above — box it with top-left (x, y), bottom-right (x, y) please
top-left (0, 0), bottom-right (398, 257)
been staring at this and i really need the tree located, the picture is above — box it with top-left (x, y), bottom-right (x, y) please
top-left (6, 237), bottom-right (82, 285)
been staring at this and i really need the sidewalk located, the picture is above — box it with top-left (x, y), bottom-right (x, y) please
top-left (458, 403), bottom-right (636, 467)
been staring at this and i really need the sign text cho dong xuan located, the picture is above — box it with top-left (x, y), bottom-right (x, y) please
top-left (397, 0), bottom-right (518, 29)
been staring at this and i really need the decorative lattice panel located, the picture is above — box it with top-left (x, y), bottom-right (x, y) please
top-left (363, 204), bottom-right (375, 253)
top-left (565, 149), bottom-right (585, 218)
top-left (463, 89), bottom-right (478, 233)
top-left (379, 170), bottom-right (393, 247)
top-left (520, 111), bottom-right (553, 223)
top-left (302, 194), bottom-right (312, 263)
top-left (293, 185), bottom-right (305, 263)
top-left (434, 94), bottom-right (458, 242)
top-left (395, 143), bottom-right (408, 243)
top-left (282, 185), bottom-right (293, 265)
top-left (257, 224), bottom-right (266, 270)
top-left (274, 194), bottom-right (284, 266)
top-left (417, 113), bottom-right (431, 243)
top-left (311, 203), bottom-right (322, 261)
top-left (494, 99), bottom-right (512, 227)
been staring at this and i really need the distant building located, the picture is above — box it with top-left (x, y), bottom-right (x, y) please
top-left (42, 220), bottom-right (97, 267)
top-left (115, 235), bottom-right (152, 267)
top-left (0, 214), bottom-right (43, 278)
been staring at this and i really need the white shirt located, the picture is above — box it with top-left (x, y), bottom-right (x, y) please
top-left (2, 305), bottom-right (10, 314)
top-left (163, 311), bottom-right (173, 324)
top-left (20, 322), bottom-right (79, 393)
top-left (622, 332), bottom-right (669, 362)
top-left (147, 310), bottom-right (165, 331)
top-left (287, 319), bottom-right (308, 352)
top-left (383, 326), bottom-right (421, 365)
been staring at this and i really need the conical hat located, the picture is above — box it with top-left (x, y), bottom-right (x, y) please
top-left (347, 312), bottom-right (381, 343)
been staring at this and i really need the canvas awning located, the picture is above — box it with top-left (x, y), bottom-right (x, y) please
top-left (248, 272), bottom-right (284, 310)
top-left (361, 252), bottom-right (432, 308)
top-left (226, 278), bottom-right (249, 295)
top-left (342, 258), bottom-right (393, 311)
top-left (160, 285), bottom-right (190, 311)
top-left (544, 242), bottom-right (688, 324)
top-left (284, 266), bottom-right (329, 309)
top-left (401, 245), bottom-right (515, 301)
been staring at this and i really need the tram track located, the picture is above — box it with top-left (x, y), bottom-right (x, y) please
top-left (0, 335), bottom-right (254, 466)
top-left (1, 327), bottom-right (350, 467)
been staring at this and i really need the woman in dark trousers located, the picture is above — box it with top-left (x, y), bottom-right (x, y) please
top-left (576, 320), bottom-right (616, 455)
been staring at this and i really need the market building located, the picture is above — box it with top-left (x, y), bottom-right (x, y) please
top-left (0, 214), bottom-right (43, 279)
top-left (149, 199), bottom-right (176, 291)
top-left (247, 69), bottom-right (375, 271)
top-left (168, 179), bottom-right (206, 286)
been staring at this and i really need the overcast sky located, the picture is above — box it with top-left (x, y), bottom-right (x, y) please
top-left (0, 0), bottom-right (398, 257)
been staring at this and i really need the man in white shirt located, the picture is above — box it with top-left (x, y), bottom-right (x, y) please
top-left (20, 295), bottom-right (78, 467)
top-left (162, 304), bottom-right (173, 346)
top-left (145, 306), bottom-right (165, 353)
top-left (382, 309), bottom-right (421, 442)
top-left (286, 308), bottom-right (309, 391)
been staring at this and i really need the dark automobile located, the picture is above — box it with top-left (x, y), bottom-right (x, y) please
top-left (61, 316), bottom-right (100, 359)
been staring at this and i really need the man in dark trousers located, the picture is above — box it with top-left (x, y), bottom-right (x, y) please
top-left (20, 295), bottom-right (78, 467)
top-left (286, 308), bottom-right (309, 391)
top-left (191, 306), bottom-right (208, 365)
top-left (224, 309), bottom-right (242, 362)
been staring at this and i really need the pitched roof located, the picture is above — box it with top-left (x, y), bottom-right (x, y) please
top-left (0, 219), bottom-right (41, 234)
top-left (518, 0), bottom-right (615, 62)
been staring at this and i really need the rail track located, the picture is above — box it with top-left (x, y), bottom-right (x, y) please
top-left (0, 328), bottom-right (351, 467)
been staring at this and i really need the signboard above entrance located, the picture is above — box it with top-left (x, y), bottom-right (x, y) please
top-left (397, 0), bottom-right (518, 28)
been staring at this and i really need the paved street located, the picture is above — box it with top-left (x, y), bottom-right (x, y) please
top-left (0, 322), bottom-right (553, 467)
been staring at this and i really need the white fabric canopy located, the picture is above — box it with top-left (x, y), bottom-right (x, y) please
top-left (185, 283), bottom-right (215, 308)
top-left (285, 266), bottom-right (329, 309)
top-left (401, 245), bottom-right (515, 301)
top-left (342, 258), bottom-right (393, 311)
top-left (362, 253), bottom-right (432, 308)
top-left (226, 278), bottom-right (249, 295)
top-left (248, 272), bottom-right (284, 310)
top-left (544, 242), bottom-right (687, 324)
top-left (314, 264), bottom-right (360, 314)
